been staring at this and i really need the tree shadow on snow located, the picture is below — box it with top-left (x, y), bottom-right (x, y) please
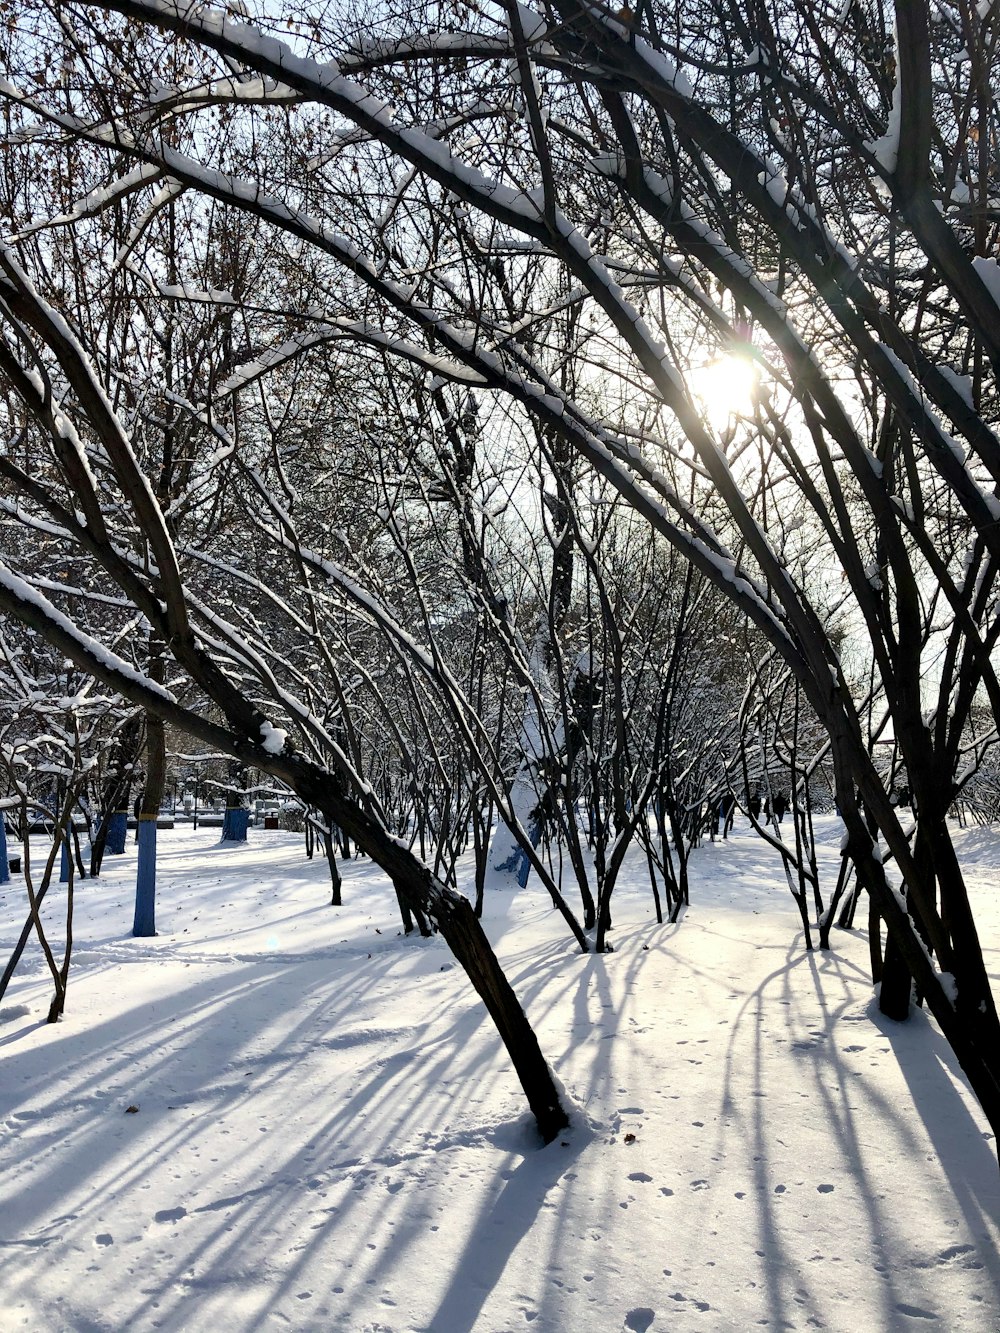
top-left (866, 997), bottom-right (1000, 1259)
top-left (721, 935), bottom-right (1000, 1331)
top-left (424, 1124), bottom-right (592, 1333)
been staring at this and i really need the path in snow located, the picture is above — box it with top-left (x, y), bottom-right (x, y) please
top-left (0, 818), bottom-right (998, 1330)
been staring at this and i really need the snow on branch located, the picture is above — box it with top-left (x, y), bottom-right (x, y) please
top-left (0, 561), bottom-right (175, 704)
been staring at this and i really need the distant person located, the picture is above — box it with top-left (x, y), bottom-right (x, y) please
top-left (773, 792), bottom-right (788, 823)
top-left (748, 791), bottom-right (761, 821)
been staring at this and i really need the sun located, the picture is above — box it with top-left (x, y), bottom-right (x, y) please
top-left (690, 352), bottom-right (759, 426)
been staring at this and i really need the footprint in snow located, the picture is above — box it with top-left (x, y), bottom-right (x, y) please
top-left (624, 1308), bottom-right (655, 1331)
top-left (937, 1243), bottom-right (979, 1266)
top-left (94, 1234), bottom-right (114, 1247)
top-left (628, 1172), bottom-right (653, 1183)
top-left (154, 1207), bottom-right (187, 1224)
top-left (894, 1304), bottom-right (938, 1321)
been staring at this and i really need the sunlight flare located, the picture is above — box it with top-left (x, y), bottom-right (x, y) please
top-left (690, 352), bottom-right (759, 426)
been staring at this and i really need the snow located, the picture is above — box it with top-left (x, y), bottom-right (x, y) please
top-left (1, 817), bottom-right (998, 1331)
top-left (972, 256), bottom-right (1000, 310)
top-left (9, 162), bottom-right (164, 241)
top-left (0, 563), bottom-right (176, 703)
top-left (259, 720), bottom-right (288, 754)
top-left (866, 65), bottom-right (902, 177)
top-left (512, 2), bottom-right (547, 44)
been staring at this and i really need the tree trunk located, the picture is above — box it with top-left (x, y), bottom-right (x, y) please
top-left (322, 824), bottom-right (342, 906)
top-left (221, 767), bottom-right (250, 841)
top-left (133, 710), bottom-right (164, 938)
top-left (436, 893), bottom-right (569, 1142)
top-left (878, 930), bottom-right (912, 1021)
top-left (292, 769), bottom-right (570, 1142)
top-left (92, 716), bottom-right (141, 875)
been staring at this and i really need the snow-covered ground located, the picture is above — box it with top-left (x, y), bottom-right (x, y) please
top-left (1, 817), bottom-right (998, 1332)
